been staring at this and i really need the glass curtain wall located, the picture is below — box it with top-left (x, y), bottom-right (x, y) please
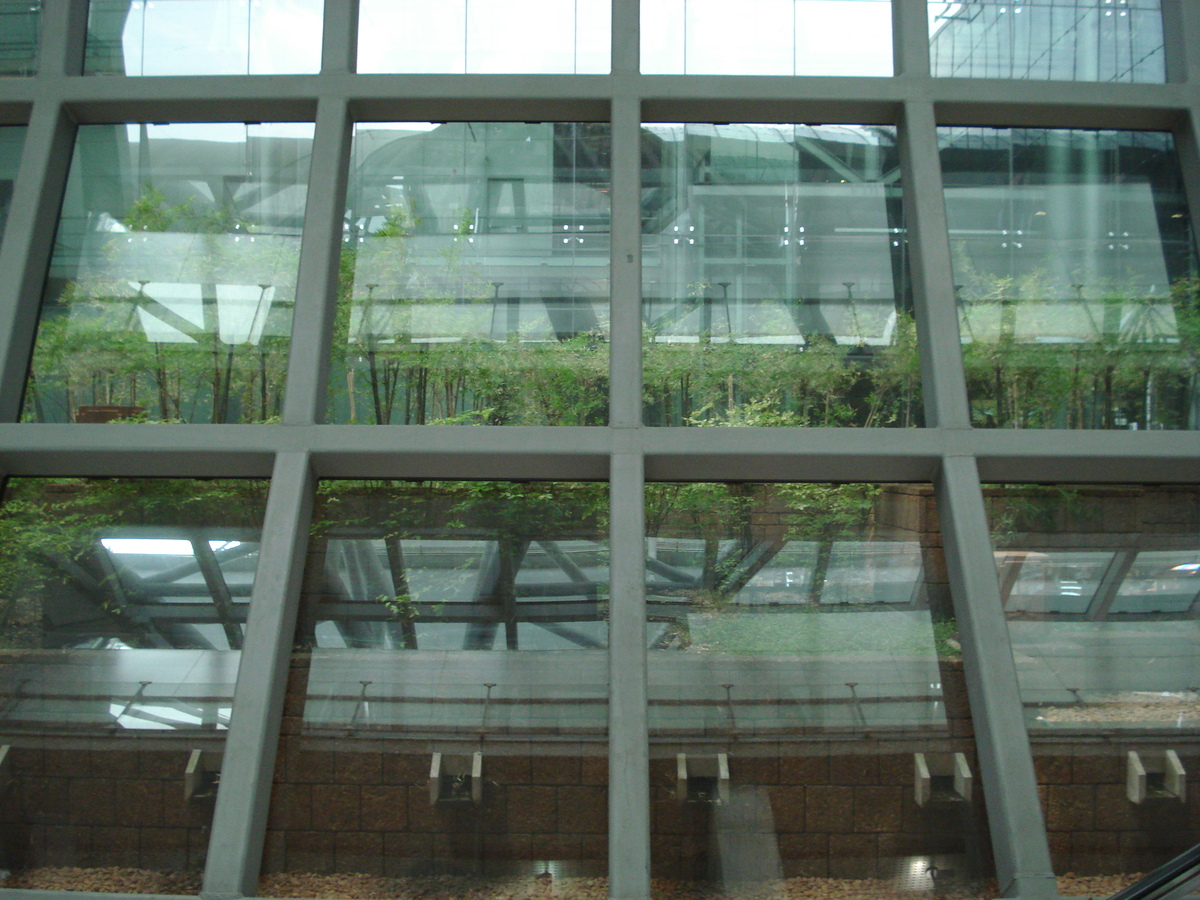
top-left (642, 0), bottom-right (893, 75)
top-left (928, 0), bottom-right (1166, 82)
top-left (642, 124), bottom-right (920, 427)
top-left (261, 481), bottom-right (610, 895)
top-left (645, 483), bottom-right (993, 896)
top-left (984, 485), bottom-right (1200, 890)
top-left (3, 0), bottom-right (1200, 897)
top-left (330, 122), bottom-right (611, 426)
top-left (85, 0), bottom-right (323, 76)
top-left (939, 127), bottom-right (1200, 430)
top-left (23, 122), bottom-right (315, 424)
top-left (0, 0), bottom-right (41, 76)
top-left (0, 478), bottom-right (269, 890)
top-left (357, 0), bottom-right (611, 74)
top-left (0, 126), bottom-right (27, 243)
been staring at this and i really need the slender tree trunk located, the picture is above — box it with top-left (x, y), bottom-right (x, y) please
top-left (415, 365), bottom-right (427, 424)
top-left (27, 372), bottom-right (45, 422)
top-left (260, 347), bottom-right (268, 421)
top-left (211, 340), bottom-right (222, 424)
top-left (993, 365), bottom-right (1004, 426)
top-left (220, 344), bottom-right (235, 422)
top-left (367, 347), bottom-right (383, 423)
top-left (807, 535), bottom-right (834, 605)
top-left (1103, 367), bottom-right (1114, 428)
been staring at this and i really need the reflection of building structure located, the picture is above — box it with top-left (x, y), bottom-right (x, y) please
top-left (0, 2), bottom-right (1199, 900)
top-left (929, 0), bottom-right (1166, 82)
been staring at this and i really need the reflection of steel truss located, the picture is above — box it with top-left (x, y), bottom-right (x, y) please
top-left (996, 542), bottom-right (1200, 620)
top-left (0, 684), bottom-right (231, 733)
top-left (305, 533), bottom-right (931, 652)
top-left (35, 529), bottom-right (259, 650)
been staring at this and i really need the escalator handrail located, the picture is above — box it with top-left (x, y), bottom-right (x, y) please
top-left (1108, 843), bottom-right (1200, 900)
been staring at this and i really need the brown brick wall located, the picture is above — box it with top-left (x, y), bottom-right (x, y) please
top-left (649, 747), bottom-right (991, 880)
top-left (0, 745), bottom-right (212, 874)
top-left (1035, 750), bottom-right (1200, 875)
top-left (262, 734), bottom-right (609, 877)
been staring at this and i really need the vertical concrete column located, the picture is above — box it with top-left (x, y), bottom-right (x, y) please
top-left (0, 101), bottom-right (75, 421)
top-left (609, 451), bottom-right (649, 900)
top-left (1169, 0), bottom-right (1200, 300)
top-left (898, 101), bottom-right (972, 429)
top-left (202, 452), bottom-right (315, 899)
top-left (608, 3), bottom-right (650, 897)
top-left (39, 0), bottom-right (89, 76)
top-left (892, 0), bottom-right (932, 78)
top-left (1166, 2), bottom-right (1200, 430)
top-left (609, 0), bottom-right (642, 430)
top-left (937, 456), bottom-right (1058, 900)
top-left (321, 0), bottom-right (358, 74)
top-left (1161, 0), bottom-right (1200, 85)
top-left (281, 97), bottom-right (352, 425)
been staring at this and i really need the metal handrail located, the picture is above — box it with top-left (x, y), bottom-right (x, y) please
top-left (1108, 843), bottom-right (1200, 900)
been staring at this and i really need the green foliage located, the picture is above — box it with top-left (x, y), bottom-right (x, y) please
top-left (0, 478), bottom-right (268, 650)
top-left (314, 480), bottom-right (608, 541)
top-left (955, 252), bottom-right (1200, 430)
top-left (25, 185), bottom-right (294, 424)
top-left (643, 313), bottom-right (924, 428)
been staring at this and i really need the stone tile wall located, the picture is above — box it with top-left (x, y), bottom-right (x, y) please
top-left (1036, 749), bottom-right (1200, 875)
top-left (0, 745), bottom-right (213, 874)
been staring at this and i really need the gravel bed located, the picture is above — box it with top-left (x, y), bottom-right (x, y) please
top-left (1035, 692), bottom-right (1200, 726)
top-left (257, 873), bottom-right (992, 900)
top-left (1057, 873), bottom-right (1143, 897)
top-left (3, 866), bottom-right (203, 894)
top-left (3, 866), bottom-right (1142, 899)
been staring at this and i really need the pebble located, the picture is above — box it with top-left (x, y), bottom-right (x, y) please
top-left (0, 865), bottom-right (1146, 899)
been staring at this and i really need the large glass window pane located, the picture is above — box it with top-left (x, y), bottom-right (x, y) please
top-left (0, 125), bottom-right (27, 244)
top-left (85, 0), bottom-right (323, 76)
top-left (940, 127), bottom-right (1199, 430)
top-left (642, 0), bottom-right (892, 76)
top-left (643, 124), bottom-right (921, 427)
top-left (0, 0), bottom-right (41, 76)
top-left (23, 122), bottom-right (315, 424)
top-left (0, 477), bottom-right (268, 891)
top-left (929, 0), bottom-right (1165, 83)
top-left (358, 0), bottom-right (611, 74)
top-left (985, 485), bottom-right (1200, 891)
top-left (330, 123), bottom-right (611, 425)
top-left (646, 483), bottom-right (994, 895)
top-left (261, 481), bottom-right (610, 895)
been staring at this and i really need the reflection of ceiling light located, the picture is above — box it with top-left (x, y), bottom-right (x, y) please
top-left (1170, 563), bottom-right (1199, 572)
top-left (102, 538), bottom-right (241, 555)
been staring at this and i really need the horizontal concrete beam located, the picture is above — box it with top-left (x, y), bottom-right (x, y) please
top-left (1, 425), bottom-right (1195, 484)
top-left (1, 73), bottom-right (1192, 130)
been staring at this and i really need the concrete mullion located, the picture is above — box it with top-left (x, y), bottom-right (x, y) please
top-left (936, 455), bottom-right (1057, 900)
top-left (610, 90), bottom-right (643, 429)
top-left (1165, 0), bottom-right (1200, 266)
top-left (612, 0), bottom-right (639, 75)
top-left (321, 0), bottom-right (358, 74)
top-left (1185, 107), bottom-right (1200, 263)
top-left (0, 101), bottom-right (75, 422)
top-left (608, 23), bottom-right (648, 891)
top-left (892, 0), bottom-right (932, 78)
top-left (899, 101), bottom-right (972, 429)
top-left (281, 96), bottom-right (352, 425)
top-left (38, 0), bottom-right (89, 77)
top-left (608, 450), bottom-right (649, 900)
top-left (1161, 0), bottom-right (1200, 85)
top-left (202, 451), bottom-right (315, 898)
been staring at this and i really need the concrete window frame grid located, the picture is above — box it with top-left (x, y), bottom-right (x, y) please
top-left (0, 1), bottom-right (1197, 898)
